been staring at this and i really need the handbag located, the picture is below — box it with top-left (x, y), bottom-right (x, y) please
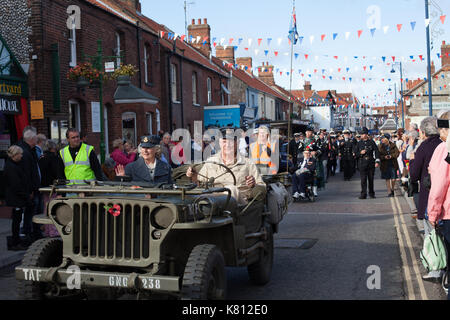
top-left (420, 228), bottom-right (448, 272)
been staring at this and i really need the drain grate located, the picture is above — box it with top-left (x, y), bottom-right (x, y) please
top-left (274, 238), bottom-right (318, 249)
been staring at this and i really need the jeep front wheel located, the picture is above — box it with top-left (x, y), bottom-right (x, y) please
top-left (181, 244), bottom-right (227, 300)
top-left (17, 238), bottom-right (64, 300)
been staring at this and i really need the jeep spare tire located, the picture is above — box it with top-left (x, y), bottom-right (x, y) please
top-left (181, 244), bottom-right (227, 300)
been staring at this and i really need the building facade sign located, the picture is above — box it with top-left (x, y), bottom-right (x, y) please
top-left (0, 95), bottom-right (21, 115)
top-left (421, 102), bottom-right (450, 110)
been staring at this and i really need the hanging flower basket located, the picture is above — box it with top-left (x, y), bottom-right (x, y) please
top-left (76, 76), bottom-right (90, 88)
top-left (107, 64), bottom-right (138, 83)
top-left (67, 62), bottom-right (103, 88)
top-left (116, 75), bottom-right (131, 86)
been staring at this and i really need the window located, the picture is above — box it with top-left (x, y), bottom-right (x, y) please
top-left (207, 77), bottom-right (212, 104)
top-left (122, 112), bottom-right (137, 146)
top-left (171, 64), bottom-right (178, 102)
top-left (69, 17), bottom-right (77, 67)
top-left (68, 100), bottom-right (81, 130)
top-left (144, 44), bottom-right (151, 83)
top-left (252, 95), bottom-right (256, 107)
top-left (115, 32), bottom-right (123, 67)
top-left (192, 72), bottom-right (198, 105)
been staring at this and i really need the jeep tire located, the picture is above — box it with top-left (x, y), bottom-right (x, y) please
top-left (247, 223), bottom-right (273, 285)
top-left (17, 238), bottom-right (63, 300)
top-left (181, 244), bottom-right (227, 300)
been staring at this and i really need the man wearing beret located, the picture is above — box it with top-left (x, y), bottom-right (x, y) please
top-left (354, 127), bottom-right (380, 199)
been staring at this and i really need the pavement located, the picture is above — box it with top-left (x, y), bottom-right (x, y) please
top-left (0, 206), bottom-right (26, 269)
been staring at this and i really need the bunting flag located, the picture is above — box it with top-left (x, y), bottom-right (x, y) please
top-left (357, 30), bottom-right (363, 38)
top-left (345, 31), bottom-right (351, 40)
top-left (410, 21), bottom-right (416, 31)
top-left (383, 26), bottom-right (389, 34)
top-left (370, 28), bottom-right (376, 37)
top-left (321, 34), bottom-right (326, 41)
top-left (441, 15), bottom-right (447, 24)
top-left (397, 24), bottom-right (402, 32)
top-left (333, 33), bottom-right (338, 40)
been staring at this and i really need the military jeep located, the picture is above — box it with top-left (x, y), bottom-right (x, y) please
top-left (15, 163), bottom-right (291, 300)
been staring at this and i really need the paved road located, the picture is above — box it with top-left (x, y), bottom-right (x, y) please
top-left (0, 172), bottom-right (446, 300)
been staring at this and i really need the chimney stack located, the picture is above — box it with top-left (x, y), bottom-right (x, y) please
top-left (441, 41), bottom-right (450, 67)
top-left (304, 81), bottom-right (312, 91)
top-left (188, 18), bottom-right (211, 58)
top-left (118, 0), bottom-right (141, 12)
top-left (215, 46), bottom-right (235, 65)
top-left (236, 57), bottom-right (253, 74)
top-left (258, 61), bottom-right (275, 86)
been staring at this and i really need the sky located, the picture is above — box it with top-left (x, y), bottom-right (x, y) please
top-left (141, 0), bottom-right (450, 107)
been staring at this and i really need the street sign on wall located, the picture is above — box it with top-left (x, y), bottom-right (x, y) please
top-left (204, 105), bottom-right (241, 129)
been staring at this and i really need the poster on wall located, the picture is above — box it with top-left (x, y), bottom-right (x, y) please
top-left (91, 102), bottom-right (101, 133)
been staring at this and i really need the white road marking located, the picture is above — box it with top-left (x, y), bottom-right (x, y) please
top-left (390, 197), bottom-right (416, 300)
top-left (393, 196), bottom-right (428, 300)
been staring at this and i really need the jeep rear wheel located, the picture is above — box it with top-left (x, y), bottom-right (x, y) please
top-left (181, 244), bottom-right (227, 300)
top-left (247, 223), bottom-right (273, 285)
top-left (17, 238), bottom-right (64, 300)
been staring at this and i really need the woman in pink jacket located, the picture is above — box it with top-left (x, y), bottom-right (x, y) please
top-left (427, 112), bottom-right (450, 297)
top-left (110, 138), bottom-right (136, 168)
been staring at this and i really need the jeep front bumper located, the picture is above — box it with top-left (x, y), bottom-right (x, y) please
top-left (15, 266), bottom-right (180, 292)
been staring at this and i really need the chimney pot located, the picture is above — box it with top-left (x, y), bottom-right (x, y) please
top-left (204, 18), bottom-right (207, 24)
top-left (443, 41), bottom-right (446, 45)
top-left (198, 19), bottom-right (201, 24)
top-left (192, 19), bottom-right (195, 24)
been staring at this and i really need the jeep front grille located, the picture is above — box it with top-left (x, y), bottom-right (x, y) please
top-left (71, 201), bottom-right (155, 266)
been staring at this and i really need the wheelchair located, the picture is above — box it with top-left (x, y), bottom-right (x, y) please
top-left (293, 172), bottom-right (316, 203)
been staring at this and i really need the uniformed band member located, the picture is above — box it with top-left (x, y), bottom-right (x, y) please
top-left (339, 130), bottom-right (356, 181)
top-left (354, 127), bottom-right (380, 199)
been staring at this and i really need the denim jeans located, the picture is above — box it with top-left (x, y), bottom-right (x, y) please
top-left (440, 220), bottom-right (450, 300)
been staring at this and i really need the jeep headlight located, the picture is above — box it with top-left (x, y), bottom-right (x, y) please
top-left (53, 204), bottom-right (73, 226)
top-left (151, 207), bottom-right (175, 229)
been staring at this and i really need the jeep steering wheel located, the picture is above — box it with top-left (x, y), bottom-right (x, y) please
top-left (200, 161), bottom-right (237, 187)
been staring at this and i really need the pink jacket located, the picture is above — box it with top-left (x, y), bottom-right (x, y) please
top-left (110, 148), bottom-right (136, 168)
top-left (427, 142), bottom-right (450, 222)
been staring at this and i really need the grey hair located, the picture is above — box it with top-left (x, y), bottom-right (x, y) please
top-left (36, 133), bottom-right (46, 144)
top-left (44, 139), bottom-right (58, 151)
top-left (410, 123), bottom-right (418, 131)
top-left (7, 145), bottom-right (23, 158)
top-left (406, 130), bottom-right (419, 140)
top-left (23, 128), bottom-right (37, 142)
top-left (420, 116), bottom-right (439, 137)
top-left (163, 133), bottom-right (171, 139)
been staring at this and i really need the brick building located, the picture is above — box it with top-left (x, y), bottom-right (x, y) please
top-left (403, 40), bottom-right (450, 129)
top-left (0, 0), bottom-right (230, 157)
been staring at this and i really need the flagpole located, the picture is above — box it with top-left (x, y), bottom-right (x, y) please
top-left (286, 0), bottom-right (295, 174)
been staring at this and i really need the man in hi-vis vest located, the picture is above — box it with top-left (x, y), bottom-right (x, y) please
top-left (249, 126), bottom-right (278, 175)
top-left (57, 128), bottom-right (103, 185)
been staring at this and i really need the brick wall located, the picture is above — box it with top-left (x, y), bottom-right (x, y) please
top-left (24, 0), bottom-right (164, 152)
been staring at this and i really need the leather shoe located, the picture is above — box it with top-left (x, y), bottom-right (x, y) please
top-left (369, 195), bottom-right (376, 199)
top-left (359, 195), bottom-right (367, 200)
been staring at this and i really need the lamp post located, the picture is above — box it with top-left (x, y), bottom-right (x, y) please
top-left (425, 0), bottom-right (433, 116)
top-left (391, 62), bottom-right (405, 128)
top-left (388, 84), bottom-right (398, 129)
top-left (82, 39), bottom-right (123, 164)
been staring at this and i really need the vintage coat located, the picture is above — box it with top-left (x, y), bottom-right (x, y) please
top-left (409, 135), bottom-right (443, 220)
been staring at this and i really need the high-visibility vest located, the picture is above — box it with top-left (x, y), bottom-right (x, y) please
top-left (60, 143), bottom-right (96, 185)
top-left (250, 142), bottom-right (277, 174)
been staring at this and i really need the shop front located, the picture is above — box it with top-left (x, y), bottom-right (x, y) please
top-left (0, 34), bottom-right (29, 201)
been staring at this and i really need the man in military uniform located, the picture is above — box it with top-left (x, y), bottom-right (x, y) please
top-left (338, 129), bottom-right (355, 181)
top-left (354, 127), bottom-right (381, 199)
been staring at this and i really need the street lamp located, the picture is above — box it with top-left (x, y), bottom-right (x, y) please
top-left (388, 84), bottom-right (398, 129)
top-left (391, 62), bottom-right (405, 128)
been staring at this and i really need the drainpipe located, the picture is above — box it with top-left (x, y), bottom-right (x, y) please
top-left (136, 20), bottom-right (142, 88)
top-left (167, 47), bottom-right (174, 132)
top-left (179, 48), bottom-right (184, 128)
